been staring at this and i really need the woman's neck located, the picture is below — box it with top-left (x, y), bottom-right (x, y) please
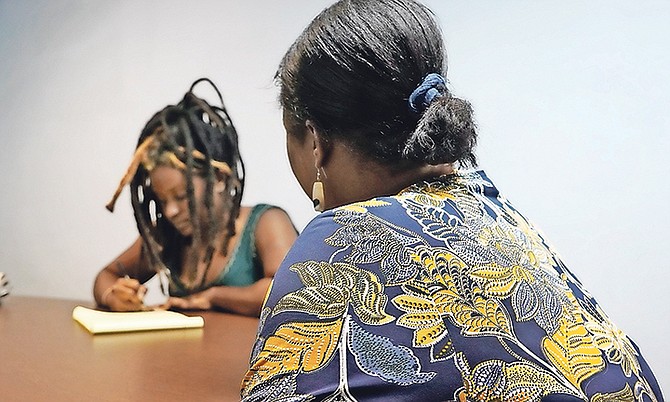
top-left (321, 142), bottom-right (454, 210)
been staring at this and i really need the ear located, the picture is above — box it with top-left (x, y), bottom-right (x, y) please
top-left (212, 170), bottom-right (227, 193)
top-left (214, 179), bottom-right (226, 194)
top-left (305, 120), bottom-right (330, 169)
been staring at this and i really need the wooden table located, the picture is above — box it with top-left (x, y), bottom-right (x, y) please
top-left (0, 296), bottom-right (259, 401)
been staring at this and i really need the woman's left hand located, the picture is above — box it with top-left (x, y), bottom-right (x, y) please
top-left (162, 289), bottom-right (212, 310)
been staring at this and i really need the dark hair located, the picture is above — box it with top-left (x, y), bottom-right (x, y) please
top-left (130, 78), bottom-right (245, 290)
top-left (277, 0), bottom-right (477, 168)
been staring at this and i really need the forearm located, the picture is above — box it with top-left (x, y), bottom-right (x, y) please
top-left (94, 267), bottom-right (148, 311)
top-left (93, 269), bottom-right (121, 307)
top-left (206, 278), bottom-right (273, 317)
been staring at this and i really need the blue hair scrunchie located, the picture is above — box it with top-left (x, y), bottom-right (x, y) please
top-left (408, 73), bottom-right (447, 114)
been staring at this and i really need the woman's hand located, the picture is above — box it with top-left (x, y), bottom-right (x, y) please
top-left (103, 277), bottom-right (147, 312)
top-left (162, 288), bottom-right (213, 311)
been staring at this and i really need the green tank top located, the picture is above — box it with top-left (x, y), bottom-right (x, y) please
top-left (169, 204), bottom-right (278, 296)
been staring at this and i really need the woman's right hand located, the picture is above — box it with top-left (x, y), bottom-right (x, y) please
top-left (102, 277), bottom-right (147, 311)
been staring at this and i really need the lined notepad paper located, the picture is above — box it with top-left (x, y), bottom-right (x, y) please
top-left (72, 306), bottom-right (204, 334)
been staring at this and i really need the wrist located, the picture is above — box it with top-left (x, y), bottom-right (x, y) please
top-left (202, 287), bottom-right (219, 309)
top-left (101, 286), bottom-right (114, 307)
top-left (204, 287), bottom-right (215, 302)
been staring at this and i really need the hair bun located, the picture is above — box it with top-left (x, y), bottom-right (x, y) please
top-left (402, 95), bottom-right (477, 167)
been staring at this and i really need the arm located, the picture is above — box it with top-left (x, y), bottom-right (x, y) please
top-left (165, 207), bottom-right (298, 316)
top-left (242, 212), bottom-right (336, 398)
top-left (93, 237), bottom-right (155, 311)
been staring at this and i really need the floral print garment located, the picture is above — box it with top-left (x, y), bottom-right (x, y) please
top-left (241, 171), bottom-right (663, 402)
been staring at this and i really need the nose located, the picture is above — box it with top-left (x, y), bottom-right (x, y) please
top-left (163, 200), bottom-right (180, 219)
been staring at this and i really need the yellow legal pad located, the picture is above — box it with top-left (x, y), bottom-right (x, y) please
top-left (72, 306), bottom-right (204, 334)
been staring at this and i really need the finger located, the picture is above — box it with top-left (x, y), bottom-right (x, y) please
top-left (118, 277), bottom-right (143, 291)
top-left (148, 303), bottom-right (167, 311)
top-left (111, 285), bottom-right (145, 310)
top-left (165, 297), bottom-right (188, 310)
top-left (109, 295), bottom-right (143, 312)
top-left (112, 279), bottom-right (148, 305)
top-left (137, 285), bottom-right (148, 301)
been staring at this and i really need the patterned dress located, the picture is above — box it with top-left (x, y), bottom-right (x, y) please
top-left (241, 171), bottom-right (663, 402)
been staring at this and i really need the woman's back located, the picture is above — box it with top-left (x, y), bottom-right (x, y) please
top-left (246, 0), bottom-right (663, 398)
top-left (243, 171), bottom-right (662, 401)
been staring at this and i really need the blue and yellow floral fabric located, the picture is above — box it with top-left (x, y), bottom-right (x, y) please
top-left (241, 171), bottom-right (662, 402)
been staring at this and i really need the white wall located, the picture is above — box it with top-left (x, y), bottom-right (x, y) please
top-left (1, 0), bottom-right (667, 386)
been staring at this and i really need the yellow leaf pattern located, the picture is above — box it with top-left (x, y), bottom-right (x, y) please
top-left (341, 199), bottom-right (392, 214)
top-left (541, 305), bottom-right (604, 389)
top-left (589, 383), bottom-right (634, 402)
top-left (454, 352), bottom-right (581, 402)
top-left (274, 260), bottom-right (394, 326)
top-left (581, 300), bottom-right (641, 378)
top-left (243, 319), bottom-right (343, 393)
top-left (394, 246), bottom-right (515, 344)
top-left (394, 293), bottom-right (448, 348)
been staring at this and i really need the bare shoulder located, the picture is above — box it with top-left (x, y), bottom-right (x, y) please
top-left (255, 206), bottom-right (297, 236)
top-left (250, 205), bottom-right (298, 275)
top-left (253, 206), bottom-right (298, 250)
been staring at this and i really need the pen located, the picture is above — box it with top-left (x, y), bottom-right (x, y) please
top-left (116, 261), bottom-right (148, 309)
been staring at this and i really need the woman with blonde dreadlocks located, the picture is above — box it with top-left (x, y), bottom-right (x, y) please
top-left (94, 78), bottom-right (298, 317)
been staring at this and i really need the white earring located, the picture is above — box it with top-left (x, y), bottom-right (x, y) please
top-left (312, 169), bottom-right (325, 212)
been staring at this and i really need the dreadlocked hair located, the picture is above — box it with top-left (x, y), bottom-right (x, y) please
top-left (129, 78), bottom-right (245, 292)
